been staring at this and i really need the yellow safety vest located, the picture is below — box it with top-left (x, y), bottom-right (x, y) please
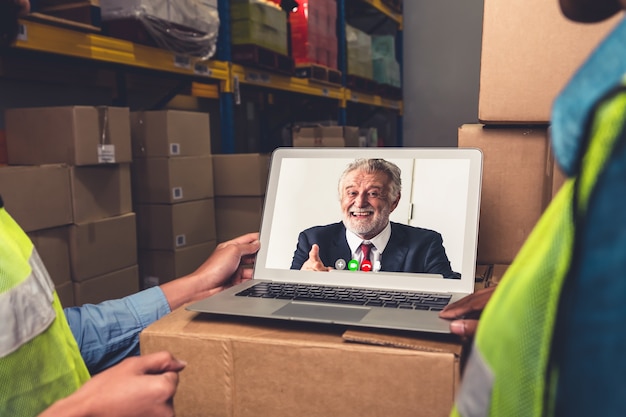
top-left (451, 85), bottom-right (626, 416)
top-left (0, 204), bottom-right (90, 416)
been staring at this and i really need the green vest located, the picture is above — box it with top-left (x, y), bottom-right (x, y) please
top-left (451, 86), bottom-right (626, 416)
top-left (0, 206), bottom-right (90, 416)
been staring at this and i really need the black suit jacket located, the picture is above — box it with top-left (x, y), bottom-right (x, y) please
top-left (290, 221), bottom-right (460, 278)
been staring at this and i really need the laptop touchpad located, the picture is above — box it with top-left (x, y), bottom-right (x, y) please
top-left (273, 302), bottom-right (370, 322)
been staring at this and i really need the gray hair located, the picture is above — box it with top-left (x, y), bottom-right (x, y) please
top-left (338, 158), bottom-right (402, 202)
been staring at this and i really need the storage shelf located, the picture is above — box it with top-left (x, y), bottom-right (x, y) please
top-left (15, 19), bottom-right (230, 82)
top-left (358, 0), bottom-right (403, 27)
top-left (231, 64), bottom-right (344, 100)
top-left (347, 89), bottom-right (403, 112)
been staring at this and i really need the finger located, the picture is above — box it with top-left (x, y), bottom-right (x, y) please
top-left (136, 351), bottom-right (187, 374)
top-left (222, 232), bottom-right (260, 246)
top-left (308, 244), bottom-right (321, 261)
top-left (449, 319), bottom-right (479, 338)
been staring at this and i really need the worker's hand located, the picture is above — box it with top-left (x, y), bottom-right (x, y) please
top-left (301, 244), bottom-right (332, 271)
top-left (191, 232), bottom-right (261, 293)
top-left (40, 351), bottom-right (186, 417)
top-left (161, 232), bottom-right (261, 309)
top-left (439, 286), bottom-right (497, 340)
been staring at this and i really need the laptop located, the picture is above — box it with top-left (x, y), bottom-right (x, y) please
top-left (188, 147), bottom-right (483, 334)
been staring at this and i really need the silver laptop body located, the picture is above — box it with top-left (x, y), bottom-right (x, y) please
top-left (188, 147), bottom-right (483, 334)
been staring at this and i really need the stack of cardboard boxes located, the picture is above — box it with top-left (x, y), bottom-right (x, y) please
top-left (130, 110), bottom-right (216, 288)
top-left (289, 0), bottom-right (339, 69)
top-left (212, 153), bottom-right (270, 242)
top-left (2, 106), bottom-right (137, 306)
top-left (459, 0), bottom-right (620, 287)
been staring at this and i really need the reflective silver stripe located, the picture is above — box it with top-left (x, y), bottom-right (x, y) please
top-left (0, 249), bottom-right (56, 358)
top-left (456, 344), bottom-right (494, 417)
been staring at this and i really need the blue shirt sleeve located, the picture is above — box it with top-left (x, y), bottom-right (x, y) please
top-left (63, 286), bottom-right (171, 375)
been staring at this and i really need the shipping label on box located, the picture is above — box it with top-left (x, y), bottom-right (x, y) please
top-left (130, 110), bottom-right (211, 158)
top-left (5, 106), bottom-right (132, 166)
top-left (135, 199), bottom-right (216, 250)
top-left (132, 155), bottom-right (214, 204)
top-left (0, 164), bottom-right (72, 232)
top-left (139, 241), bottom-right (217, 287)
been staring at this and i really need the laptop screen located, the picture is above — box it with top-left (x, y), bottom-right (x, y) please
top-left (254, 147), bottom-right (483, 296)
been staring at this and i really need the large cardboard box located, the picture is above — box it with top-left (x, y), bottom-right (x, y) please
top-left (135, 199), bottom-right (216, 250)
top-left (458, 124), bottom-right (554, 264)
top-left (74, 265), bottom-right (140, 306)
top-left (130, 110), bottom-right (211, 158)
top-left (141, 307), bottom-right (463, 417)
top-left (70, 164), bottom-right (132, 224)
top-left (132, 155), bottom-right (214, 204)
top-left (212, 153), bottom-right (270, 196)
top-left (479, 0), bottom-right (621, 123)
top-left (215, 196), bottom-right (263, 242)
top-left (69, 213), bottom-right (138, 281)
top-left (56, 281), bottom-right (75, 308)
top-left (139, 241), bottom-right (217, 287)
top-left (0, 164), bottom-right (72, 232)
top-left (28, 226), bottom-right (71, 286)
top-left (5, 106), bottom-right (132, 165)
top-left (292, 126), bottom-right (360, 147)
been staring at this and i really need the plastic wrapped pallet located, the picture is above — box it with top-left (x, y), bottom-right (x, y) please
top-left (100, 0), bottom-right (219, 59)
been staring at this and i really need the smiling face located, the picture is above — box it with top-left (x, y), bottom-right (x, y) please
top-left (340, 169), bottom-right (400, 240)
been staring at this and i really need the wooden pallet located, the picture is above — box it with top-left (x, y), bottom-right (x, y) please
top-left (294, 64), bottom-right (342, 85)
top-left (346, 74), bottom-right (378, 94)
top-left (232, 44), bottom-right (294, 76)
top-left (376, 83), bottom-right (402, 100)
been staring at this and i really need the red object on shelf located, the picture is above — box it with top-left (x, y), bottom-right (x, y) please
top-left (289, 0), bottom-right (338, 69)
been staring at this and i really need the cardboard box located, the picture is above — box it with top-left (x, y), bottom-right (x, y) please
top-left (0, 130), bottom-right (7, 165)
top-left (489, 264), bottom-right (510, 287)
top-left (139, 241), bottom-right (217, 287)
top-left (479, 0), bottom-right (620, 123)
top-left (69, 213), bottom-right (138, 281)
top-left (141, 307), bottom-right (462, 417)
top-left (135, 199), bottom-right (216, 250)
top-left (292, 126), bottom-right (360, 147)
top-left (552, 160), bottom-right (568, 199)
top-left (28, 226), bottom-right (71, 286)
top-left (130, 110), bottom-right (211, 158)
top-left (212, 153), bottom-right (270, 196)
top-left (5, 106), bottom-right (132, 165)
top-left (74, 265), bottom-right (140, 306)
top-left (56, 281), bottom-right (75, 308)
top-left (132, 155), bottom-right (214, 204)
top-left (215, 196), bottom-right (263, 242)
top-left (70, 164), bottom-right (132, 224)
top-left (0, 164), bottom-right (72, 232)
top-left (458, 124), bottom-right (554, 264)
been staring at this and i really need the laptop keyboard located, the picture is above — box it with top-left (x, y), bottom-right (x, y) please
top-left (235, 282), bottom-right (452, 311)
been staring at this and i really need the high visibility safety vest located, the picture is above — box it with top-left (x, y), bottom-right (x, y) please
top-left (0, 201), bottom-right (90, 416)
top-left (451, 85), bottom-right (626, 417)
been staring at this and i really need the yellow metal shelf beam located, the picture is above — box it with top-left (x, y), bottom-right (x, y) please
top-left (359, 0), bottom-right (403, 28)
top-left (15, 19), bottom-right (230, 82)
top-left (231, 64), bottom-right (344, 100)
top-left (346, 89), bottom-right (403, 112)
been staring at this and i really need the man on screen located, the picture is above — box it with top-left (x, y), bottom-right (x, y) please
top-left (290, 158), bottom-right (459, 278)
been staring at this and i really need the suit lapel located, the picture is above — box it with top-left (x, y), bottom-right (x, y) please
top-left (332, 223), bottom-right (353, 262)
top-left (381, 223), bottom-right (408, 272)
